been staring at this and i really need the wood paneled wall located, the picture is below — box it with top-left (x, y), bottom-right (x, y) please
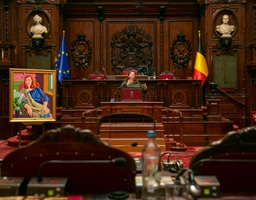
top-left (64, 2), bottom-right (199, 80)
top-left (0, 0), bottom-right (256, 139)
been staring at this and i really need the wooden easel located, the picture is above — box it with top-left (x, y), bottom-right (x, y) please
top-left (18, 122), bottom-right (45, 147)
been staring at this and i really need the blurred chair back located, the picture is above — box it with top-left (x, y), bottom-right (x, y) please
top-left (189, 126), bottom-right (256, 193)
top-left (1, 125), bottom-right (136, 194)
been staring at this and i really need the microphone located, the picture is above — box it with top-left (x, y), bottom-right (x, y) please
top-left (131, 142), bottom-right (138, 147)
top-left (37, 157), bottom-right (126, 183)
top-left (118, 142), bottom-right (138, 148)
top-left (175, 168), bottom-right (201, 198)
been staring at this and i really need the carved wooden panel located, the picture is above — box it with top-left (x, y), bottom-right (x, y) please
top-left (61, 79), bottom-right (202, 110)
top-left (110, 23), bottom-right (153, 74)
top-left (71, 32), bottom-right (93, 70)
top-left (170, 33), bottom-right (192, 70)
top-left (106, 20), bottom-right (158, 75)
top-left (67, 19), bottom-right (96, 80)
top-left (168, 20), bottom-right (196, 79)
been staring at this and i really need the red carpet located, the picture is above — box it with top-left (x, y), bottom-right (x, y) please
top-left (6, 126), bottom-right (33, 147)
top-left (0, 127), bottom-right (33, 160)
top-left (0, 140), bottom-right (17, 160)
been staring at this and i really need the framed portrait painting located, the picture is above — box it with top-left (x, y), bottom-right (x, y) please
top-left (9, 68), bottom-right (56, 123)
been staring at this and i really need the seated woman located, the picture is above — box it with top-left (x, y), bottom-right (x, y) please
top-left (118, 71), bottom-right (148, 100)
top-left (119, 71), bottom-right (147, 89)
top-left (20, 75), bottom-right (50, 118)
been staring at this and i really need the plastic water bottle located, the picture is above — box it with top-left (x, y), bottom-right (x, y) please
top-left (141, 130), bottom-right (161, 200)
top-left (153, 72), bottom-right (156, 80)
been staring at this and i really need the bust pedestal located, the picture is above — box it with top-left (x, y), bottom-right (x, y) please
top-left (206, 99), bottom-right (221, 121)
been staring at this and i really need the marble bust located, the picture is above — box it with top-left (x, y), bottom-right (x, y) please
top-left (216, 14), bottom-right (234, 38)
top-left (30, 14), bottom-right (48, 39)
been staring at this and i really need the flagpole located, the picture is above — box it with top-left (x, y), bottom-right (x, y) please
top-left (197, 30), bottom-right (203, 107)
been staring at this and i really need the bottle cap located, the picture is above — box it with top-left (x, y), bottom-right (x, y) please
top-left (147, 130), bottom-right (156, 137)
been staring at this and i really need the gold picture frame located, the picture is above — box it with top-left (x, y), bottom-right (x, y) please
top-left (9, 68), bottom-right (56, 123)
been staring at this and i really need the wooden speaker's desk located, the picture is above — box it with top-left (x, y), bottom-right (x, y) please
top-left (101, 101), bottom-right (163, 123)
top-left (61, 80), bottom-right (234, 147)
top-left (61, 79), bottom-right (202, 109)
top-left (100, 102), bottom-right (166, 151)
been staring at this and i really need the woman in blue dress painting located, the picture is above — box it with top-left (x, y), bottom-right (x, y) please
top-left (20, 75), bottom-right (50, 118)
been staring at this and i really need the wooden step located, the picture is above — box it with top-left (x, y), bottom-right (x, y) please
top-left (100, 122), bottom-right (165, 152)
top-left (100, 122), bottom-right (164, 137)
top-left (104, 138), bottom-right (166, 152)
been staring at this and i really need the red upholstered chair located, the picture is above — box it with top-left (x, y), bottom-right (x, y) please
top-left (88, 71), bottom-right (105, 80)
top-left (122, 69), bottom-right (138, 75)
top-left (159, 71), bottom-right (174, 80)
top-left (189, 126), bottom-right (256, 194)
top-left (1, 125), bottom-right (136, 194)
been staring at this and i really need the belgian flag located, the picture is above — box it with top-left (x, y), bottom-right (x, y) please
top-left (192, 31), bottom-right (209, 86)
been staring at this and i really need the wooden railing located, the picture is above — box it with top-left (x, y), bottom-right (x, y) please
top-left (217, 87), bottom-right (245, 107)
top-left (81, 107), bottom-right (102, 136)
top-left (164, 107), bottom-right (186, 151)
top-left (217, 87), bottom-right (246, 127)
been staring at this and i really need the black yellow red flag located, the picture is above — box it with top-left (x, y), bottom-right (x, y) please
top-left (192, 31), bottom-right (209, 86)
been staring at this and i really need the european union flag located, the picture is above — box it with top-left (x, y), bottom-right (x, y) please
top-left (54, 32), bottom-right (71, 83)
